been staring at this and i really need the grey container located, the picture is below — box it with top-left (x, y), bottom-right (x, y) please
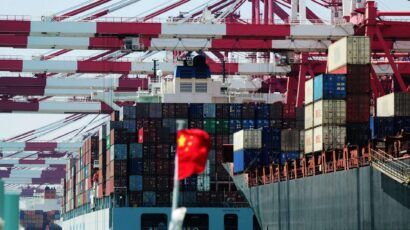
top-left (149, 103), bottom-right (162, 118)
top-left (281, 129), bottom-right (301, 152)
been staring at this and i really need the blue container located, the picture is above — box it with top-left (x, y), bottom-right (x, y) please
top-left (175, 66), bottom-right (195, 78)
top-left (233, 149), bottom-right (259, 173)
top-left (203, 103), bottom-right (216, 118)
top-left (129, 143), bottom-right (142, 159)
top-left (262, 128), bottom-right (281, 151)
top-left (371, 116), bottom-right (410, 138)
top-left (256, 104), bottom-right (270, 119)
top-left (229, 119), bottom-right (242, 134)
top-left (280, 152), bottom-right (300, 164)
top-left (242, 119), bottom-right (255, 129)
top-left (129, 175), bottom-right (143, 191)
top-left (229, 104), bottom-right (242, 119)
top-left (256, 119), bottom-right (269, 128)
top-left (194, 66), bottom-right (211, 78)
top-left (129, 159), bottom-right (143, 175)
top-left (313, 74), bottom-right (346, 101)
top-left (111, 144), bottom-right (127, 160)
top-left (189, 103), bottom-right (204, 119)
top-left (268, 151), bottom-right (281, 164)
top-left (395, 117), bottom-right (410, 133)
top-left (257, 150), bottom-right (270, 167)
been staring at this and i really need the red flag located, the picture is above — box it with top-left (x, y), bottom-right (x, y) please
top-left (176, 129), bottom-right (211, 180)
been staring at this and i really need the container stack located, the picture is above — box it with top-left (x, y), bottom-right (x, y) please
top-left (372, 92), bottom-right (410, 138)
top-left (328, 36), bottom-right (372, 148)
top-left (19, 210), bottom-right (44, 229)
top-left (63, 102), bottom-right (310, 211)
top-left (64, 159), bottom-right (76, 212)
top-left (304, 74), bottom-right (347, 153)
top-left (75, 135), bottom-right (99, 208)
top-left (233, 129), bottom-right (262, 173)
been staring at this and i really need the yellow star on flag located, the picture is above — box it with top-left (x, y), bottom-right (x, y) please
top-left (178, 134), bottom-right (186, 148)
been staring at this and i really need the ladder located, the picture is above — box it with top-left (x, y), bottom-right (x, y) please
top-left (370, 149), bottom-right (410, 185)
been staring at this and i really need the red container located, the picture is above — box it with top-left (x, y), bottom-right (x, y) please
top-left (346, 94), bottom-right (370, 123)
top-left (282, 104), bottom-right (296, 119)
top-left (105, 178), bottom-right (114, 195)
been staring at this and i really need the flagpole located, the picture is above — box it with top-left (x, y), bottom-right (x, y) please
top-left (171, 154), bottom-right (179, 212)
top-left (169, 154), bottom-right (180, 230)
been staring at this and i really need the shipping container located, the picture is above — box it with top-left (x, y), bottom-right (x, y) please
top-left (256, 104), bottom-right (270, 119)
top-left (203, 119), bottom-right (216, 134)
top-left (149, 103), bottom-right (162, 118)
top-left (281, 129), bottom-right (301, 152)
top-left (189, 103), bottom-right (204, 119)
top-left (313, 74), bottom-right (346, 101)
top-left (110, 144), bottom-right (127, 161)
top-left (229, 104), bottom-right (242, 119)
top-left (346, 123), bottom-right (370, 147)
top-left (162, 103), bottom-right (176, 118)
top-left (136, 103), bottom-right (150, 119)
top-left (122, 106), bottom-right (136, 119)
top-left (376, 92), bottom-right (410, 117)
top-left (346, 94), bottom-right (370, 122)
top-left (255, 119), bottom-right (269, 129)
top-left (143, 191), bottom-right (156, 206)
top-left (216, 104), bottom-right (230, 119)
top-left (175, 103), bottom-right (189, 118)
top-left (242, 104), bottom-right (256, 119)
top-left (129, 175), bottom-right (143, 191)
top-left (262, 128), bottom-right (281, 151)
top-left (233, 129), bottom-right (262, 151)
top-left (203, 103), bottom-right (216, 118)
top-left (304, 129), bottom-right (314, 154)
top-left (305, 78), bottom-right (314, 104)
top-left (282, 104), bottom-right (296, 119)
top-left (327, 36), bottom-right (370, 72)
top-left (242, 119), bottom-right (255, 129)
top-left (313, 126), bottom-right (346, 152)
top-left (345, 65), bottom-right (371, 94)
top-left (304, 104), bottom-right (313, 129)
top-left (371, 116), bottom-right (410, 138)
top-left (270, 102), bottom-right (283, 119)
top-left (313, 100), bottom-right (346, 126)
top-left (233, 149), bottom-right (260, 173)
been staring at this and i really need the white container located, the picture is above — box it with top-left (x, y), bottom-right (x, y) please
top-left (376, 92), bottom-right (410, 117)
top-left (233, 129), bottom-right (262, 151)
top-left (313, 126), bottom-right (346, 152)
top-left (328, 36), bottom-right (370, 72)
top-left (304, 103), bottom-right (313, 129)
top-left (305, 78), bottom-right (314, 104)
top-left (304, 129), bottom-right (314, 154)
top-left (313, 100), bottom-right (346, 126)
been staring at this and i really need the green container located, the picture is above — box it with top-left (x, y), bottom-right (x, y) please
top-left (216, 120), bottom-right (229, 134)
top-left (203, 119), bottom-right (216, 134)
top-left (0, 180), bottom-right (4, 219)
top-left (106, 135), bottom-right (111, 149)
top-left (4, 193), bottom-right (19, 230)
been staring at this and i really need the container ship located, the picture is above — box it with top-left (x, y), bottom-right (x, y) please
top-left (225, 37), bottom-right (410, 229)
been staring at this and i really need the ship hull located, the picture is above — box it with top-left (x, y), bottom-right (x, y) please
top-left (61, 207), bottom-right (254, 230)
top-left (236, 166), bottom-right (410, 230)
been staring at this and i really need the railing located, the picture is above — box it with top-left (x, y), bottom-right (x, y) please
top-left (247, 155), bottom-right (372, 187)
top-left (370, 149), bottom-right (410, 184)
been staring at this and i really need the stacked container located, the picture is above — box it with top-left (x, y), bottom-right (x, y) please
top-left (64, 102), bottom-right (310, 211)
top-left (372, 92), bottom-right (410, 138)
top-left (304, 74), bottom-right (347, 153)
top-left (328, 36), bottom-right (372, 147)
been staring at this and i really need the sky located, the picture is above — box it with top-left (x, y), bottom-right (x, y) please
top-left (0, 0), bottom-right (410, 140)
